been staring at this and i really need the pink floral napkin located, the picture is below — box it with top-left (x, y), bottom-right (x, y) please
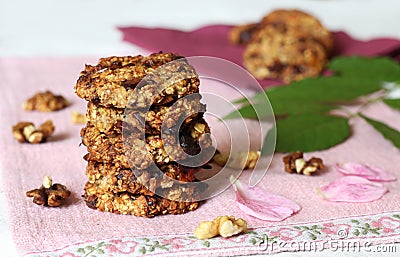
top-left (1, 25), bottom-right (400, 256)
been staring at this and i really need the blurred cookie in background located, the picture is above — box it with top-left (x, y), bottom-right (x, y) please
top-left (230, 9), bottom-right (333, 82)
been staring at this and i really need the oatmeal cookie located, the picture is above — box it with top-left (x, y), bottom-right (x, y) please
top-left (81, 119), bottom-right (212, 169)
top-left (84, 190), bottom-right (199, 217)
top-left (229, 23), bottom-right (260, 45)
top-left (85, 161), bottom-right (199, 195)
top-left (86, 93), bottom-right (206, 135)
top-left (75, 53), bottom-right (200, 108)
top-left (243, 26), bottom-right (327, 82)
top-left (261, 9), bottom-right (333, 53)
top-left (85, 174), bottom-right (199, 203)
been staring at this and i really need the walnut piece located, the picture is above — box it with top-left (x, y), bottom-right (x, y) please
top-left (23, 90), bottom-right (69, 112)
top-left (26, 176), bottom-right (71, 207)
top-left (283, 151), bottom-right (324, 175)
top-left (12, 122), bottom-right (34, 142)
top-left (213, 150), bottom-right (260, 169)
top-left (194, 215), bottom-right (247, 239)
top-left (12, 120), bottom-right (55, 144)
top-left (71, 110), bottom-right (86, 124)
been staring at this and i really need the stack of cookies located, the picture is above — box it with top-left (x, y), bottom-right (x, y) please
top-left (229, 9), bottom-right (333, 82)
top-left (74, 53), bottom-right (213, 217)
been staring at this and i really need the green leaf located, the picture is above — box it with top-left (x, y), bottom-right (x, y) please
top-left (351, 219), bottom-right (360, 224)
top-left (77, 248), bottom-right (85, 254)
top-left (203, 240), bottom-right (211, 247)
top-left (371, 229), bottom-right (380, 235)
top-left (226, 57), bottom-right (400, 119)
top-left (393, 214), bottom-right (400, 219)
top-left (384, 99), bottom-right (400, 111)
top-left (235, 74), bottom-right (382, 119)
top-left (361, 115), bottom-right (400, 149)
top-left (86, 246), bottom-right (95, 251)
top-left (309, 233), bottom-right (317, 240)
top-left (328, 56), bottom-right (400, 82)
top-left (97, 249), bottom-right (105, 254)
top-left (353, 229), bottom-right (360, 236)
top-left (243, 56), bottom-right (400, 110)
top-left (160, 245), bottom-right (169, 251)
top-left (271, 114), bottom-right (350, 152)
top-left (241, 56), bottom-right (400, 112)
top-left (223, 103), bottom-right (273, 120)
top-left (245, 230), bottom-right (258, 235)
top-left (265, 76), bottom-right (382, 103)
top-left (225, 56), bottom-right (400, 152)
top-left (269, 97), bottom-right (335, 116)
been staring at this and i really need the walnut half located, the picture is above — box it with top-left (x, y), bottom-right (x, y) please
top-left (23, 90), bottom-right (69, 112)
top-left (12, 120), bottom-right (55, 144)
top-left (71, 110), bottom-right (86, 124)
top-left (213, 150), bottom-right (260, 170)
top-left (26, 176), bottom-right (71, 207)
top-left (194, 215), bottom-right (247, 239)
top-left (283, 151), bottom-right (324, 175)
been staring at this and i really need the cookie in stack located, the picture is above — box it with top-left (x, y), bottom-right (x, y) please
top-left (229, 9), bottom-right (333, 82)
top-left (74, 53), bottom-right (213, 217)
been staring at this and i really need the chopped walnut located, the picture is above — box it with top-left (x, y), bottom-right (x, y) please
top-left (23, 90), bottom-right (69, 112)
top-left (194, 215), bottom-right (247, 239)
top-left (71, 110), bottom-right (86, 124)
top-left (12, 120), bottom-right (55, 144)
top-left (191, 122), bottom-right (206, 138)
top-left (283, 151), bottom-right (324, 175)
top-left (26, 176), bottom-right (71, 207)
top-left (213, 150), bottom-right (260, 169)
top-left (12, 122), bottom-right (34, 142)
top-left (37, 120), bottom-right (55, 137)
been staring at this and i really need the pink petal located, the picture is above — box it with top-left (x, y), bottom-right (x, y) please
top-left (232, 179), bottom-right (301, 221)
top-left (319, 176), bottom-right (387, 202)
top-left (336, 163), bottom-right (396, 182)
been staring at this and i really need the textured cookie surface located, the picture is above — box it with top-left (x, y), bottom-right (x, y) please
top-left (229, 23), bottom-right (260, 45)
top-left (261, 9), bottom-right (333, 53)
top-left (85, 161), bottom-right (199, 196)
top-left (76, 53), bottom-right (213, 217)
top-left (81, 119), bottom-right (212, 169)
top-left (232, 9), bottom-right (332, 82)
top-left (244, 26), bottom-right (327, 82)
top-left (84, 190), bottom-right (199, 217)
top-left (86, 93), bottom-right (205, 135)
top-left (75, 53), bottom-right (200, 108)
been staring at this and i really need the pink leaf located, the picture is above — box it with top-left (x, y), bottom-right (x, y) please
top-left (336, 163), bottom-right (396, 182)
top-left (319, 176), bottom-right (387, 202)
top-left (232, 178), bottom-right (301, 221)
top-left (118, 25), bottom-right (400, 88)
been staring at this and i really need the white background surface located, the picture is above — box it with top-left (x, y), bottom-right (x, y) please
top-left (1, 0), bottom-right (400, 57)
top-left (1, 0), bottom-right (400, 256)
